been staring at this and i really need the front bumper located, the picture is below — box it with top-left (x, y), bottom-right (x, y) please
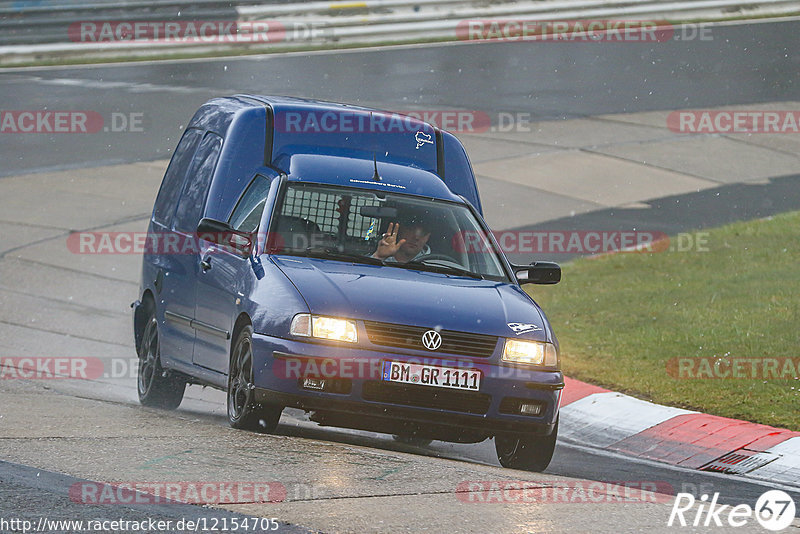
top-left (251, 332), bottom-right (563, 440)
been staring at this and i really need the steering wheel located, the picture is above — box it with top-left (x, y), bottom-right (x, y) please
top-left (412, 253), bottom-right (462, 265)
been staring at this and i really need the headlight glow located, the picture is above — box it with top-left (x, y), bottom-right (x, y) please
top-left (313, 316), bottom-right (358, 343)
top-left (502, 339), bottom-right (558, 367)
top-left (290, 314), bottom-right (357, 343)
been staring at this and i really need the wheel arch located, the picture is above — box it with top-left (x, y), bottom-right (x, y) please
top-left (231, 312), bottom-right (253, 357)
top-left (134, 290), bottom-right (156, 356)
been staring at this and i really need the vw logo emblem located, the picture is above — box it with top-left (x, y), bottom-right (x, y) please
top-left (422, 330), bottom-right (442, 351)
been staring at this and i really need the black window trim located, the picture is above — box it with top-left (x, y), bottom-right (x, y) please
top-left (227, 173), bottom-right (273, 232)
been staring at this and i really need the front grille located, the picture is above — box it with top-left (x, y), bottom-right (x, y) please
top-left (361, 381), bottom-right (491, 415)
top-left (364, 320), bottom-right (498, 358)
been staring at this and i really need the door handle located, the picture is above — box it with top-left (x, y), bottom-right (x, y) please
top-left (200, 257), bottom-right (212, 272)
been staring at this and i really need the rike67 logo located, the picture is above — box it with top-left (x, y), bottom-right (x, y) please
top-left (669, 490), bottom-right (796, 531)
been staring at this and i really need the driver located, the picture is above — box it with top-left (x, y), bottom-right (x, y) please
top-left (372, 215), bottom-right (431, 263)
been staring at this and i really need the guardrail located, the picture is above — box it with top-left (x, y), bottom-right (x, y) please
top-left (0, 0), bottom-right (516, 45)
top-left (0, 1), bottom-right (240, 45)
top-left (2, 0), bottom-right (799, 63)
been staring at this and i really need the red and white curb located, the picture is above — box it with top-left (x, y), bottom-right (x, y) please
top-left (559, 377), bottom-right (800, 485)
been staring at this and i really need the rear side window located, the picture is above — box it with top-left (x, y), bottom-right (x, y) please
top-left (173, 132), bottom-right (223, 233)
top-left (152, 128), bottom-right (203, 227)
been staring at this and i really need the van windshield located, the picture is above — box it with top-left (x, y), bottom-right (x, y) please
top-left (268, 182), bottom-right (509, 282)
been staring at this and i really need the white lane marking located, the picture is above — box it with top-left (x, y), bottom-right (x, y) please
top-left (559, 391), bottom-right (697, 448)
top-left (4, 75), bottom-right (217, 94)
top-left (0, 38), bottom-right (466, 73)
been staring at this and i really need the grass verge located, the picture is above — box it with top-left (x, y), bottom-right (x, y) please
top-left (528, 211), bottom-right (800, 430)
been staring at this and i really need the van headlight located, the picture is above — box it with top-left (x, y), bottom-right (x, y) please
top-left (501, 339), bottom-right (558, 367)
top-left (290, 314), bottom-right (358, 343)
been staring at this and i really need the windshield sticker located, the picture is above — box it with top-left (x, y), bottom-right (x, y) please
top-left (415, 131), bottom-right (434, 149)
top-left (349, 179), bottom-right (406, 189)
top-left (508, 322), bottom-right (542, 335)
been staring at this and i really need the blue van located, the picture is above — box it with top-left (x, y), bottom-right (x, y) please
top-left (132, 95), bottom-right (563, 471)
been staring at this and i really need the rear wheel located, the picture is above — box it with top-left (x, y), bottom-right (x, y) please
top-left (137, 313), bottom-right (186, 410)
top-left (227, 325), bottom-right (282, 432)
top-left (495, 418), bottom-right (558, 472)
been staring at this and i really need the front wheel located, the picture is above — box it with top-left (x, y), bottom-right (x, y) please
top-left (227, 325), bottom-right (283, 433)
top-left (495, 418), bottom-right (558, 472)
top-left (137, 313), bottom-right (186, 410)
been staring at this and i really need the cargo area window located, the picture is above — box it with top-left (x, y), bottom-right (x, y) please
top-left (173, 132), bottom-right (223, 234)
top-left (152, 128), bottom-right (203, 227)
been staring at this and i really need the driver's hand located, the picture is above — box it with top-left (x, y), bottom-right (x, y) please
top-left (373, 222), bottom-right (405, 260)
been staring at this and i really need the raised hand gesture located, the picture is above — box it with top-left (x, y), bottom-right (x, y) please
top-left (373, 222), bottom-right (406, 260)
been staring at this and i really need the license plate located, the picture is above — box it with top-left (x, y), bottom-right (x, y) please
top-left (381, 361), bottom-right (481, 391)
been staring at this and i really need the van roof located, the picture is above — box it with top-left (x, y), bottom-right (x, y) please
top-left (188, 95), bottom-right (482, 218)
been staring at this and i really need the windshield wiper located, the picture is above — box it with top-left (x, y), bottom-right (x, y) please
top-left (283, 246), bottom-right (385, 266)
top-left (281, 247), bottom-right (484, 278)
top-left (401, 260), bottom-right (485, 280)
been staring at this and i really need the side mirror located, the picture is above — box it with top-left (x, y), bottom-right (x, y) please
top-left (512, 261), bottom-right (561, 285)
top-left (196, 218), bottom-right (253, 258)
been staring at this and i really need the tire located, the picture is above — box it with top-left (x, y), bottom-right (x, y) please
top-left (227, 325), bottom-right (282, 433)
top-left (137, 313), bottom-right (186, 410)
top-left (495, 418), bottom-right (558, 472)
top-left (392, 434), bottom-right (433, 447)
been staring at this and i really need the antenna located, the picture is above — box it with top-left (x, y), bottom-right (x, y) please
top-left (369, 111), bottom-right (382, 182)
top-left (372, 152), bottom-right (381, 182)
